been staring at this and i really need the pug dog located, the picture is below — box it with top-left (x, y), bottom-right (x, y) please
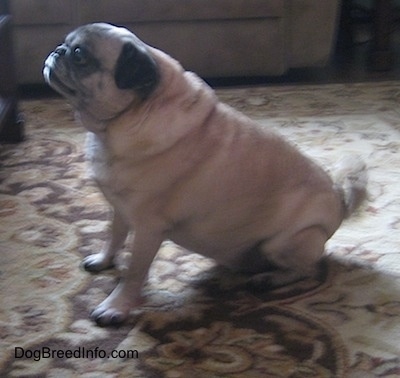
top-left (43, 23), bottom-right (367, 326)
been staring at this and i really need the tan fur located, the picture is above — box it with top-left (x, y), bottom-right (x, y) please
top-left (44, 24), bottom-right (367, 325)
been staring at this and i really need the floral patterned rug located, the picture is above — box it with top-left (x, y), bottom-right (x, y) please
top-left (1, 82), bottom-right (400, 377)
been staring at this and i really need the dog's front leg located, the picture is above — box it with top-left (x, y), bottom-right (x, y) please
top-left (90, 226), bottom-right (164, 326)
top-left (82, 209), bottom-right (129, 272)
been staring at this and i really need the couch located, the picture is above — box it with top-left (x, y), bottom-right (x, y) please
top-left (10, 0), bottom-right (341, 85)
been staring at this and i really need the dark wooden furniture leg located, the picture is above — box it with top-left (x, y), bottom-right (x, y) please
top-left (369, 0), bottom-right (394, 71)
top-left (0, 15), bottom-right (24, 143)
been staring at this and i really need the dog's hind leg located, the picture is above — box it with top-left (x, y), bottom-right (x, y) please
top-left (248, 226), bottom-right (327, 289)
top-left (82, 208), bottom-right (129, 272)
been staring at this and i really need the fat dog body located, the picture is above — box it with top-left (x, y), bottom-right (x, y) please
top-left (87, 48), bottom-right (342, 268)
top-left (43, 23), bottom-right (366, 325)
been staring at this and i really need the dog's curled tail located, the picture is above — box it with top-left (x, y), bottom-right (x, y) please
top-left (332, 155), bottom-right (368, 218)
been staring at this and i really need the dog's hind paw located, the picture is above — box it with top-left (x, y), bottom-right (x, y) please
top-left (246, 269), bottom-right (310, 292)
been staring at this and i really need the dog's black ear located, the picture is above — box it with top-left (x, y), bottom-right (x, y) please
top-left (114, 42), bottom-right (159, 99)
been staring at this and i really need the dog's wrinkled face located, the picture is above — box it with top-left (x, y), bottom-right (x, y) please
top-left (43, 23), bottom-right (160, 120)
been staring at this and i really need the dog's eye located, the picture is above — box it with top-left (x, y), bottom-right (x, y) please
top-left (71, 47), bottom-right (88, 66)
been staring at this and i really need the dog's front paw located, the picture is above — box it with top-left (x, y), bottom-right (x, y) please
top-left (91, 303), bottom-right (129, 327)
top-left (90, 284), bottom-right (143, 326)
top-left (81, 253), bottom-right (114, 273)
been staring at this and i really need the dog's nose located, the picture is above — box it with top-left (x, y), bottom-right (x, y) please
top-left (55, 45), bottom-right (67, 56)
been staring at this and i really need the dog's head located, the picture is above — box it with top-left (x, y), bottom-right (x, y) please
top-left (43, 23), bottom-right (160, 120)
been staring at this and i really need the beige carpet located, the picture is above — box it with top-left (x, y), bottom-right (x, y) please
top-left (1, 82), bottom-right (400, 377)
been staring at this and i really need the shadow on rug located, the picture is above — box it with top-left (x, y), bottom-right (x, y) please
top-left (1, 82), bottom-right (400, 377)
